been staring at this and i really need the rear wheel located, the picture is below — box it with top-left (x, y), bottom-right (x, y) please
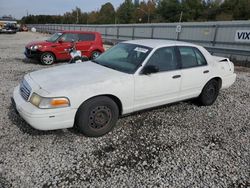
top-left (198, 79), bottom-right (219, 106)
top-left (75, 96), bottom-right (119, 137)
top-left (40, 52), bottom-right (55, 65)
top-left (91, 51), bottom-right (101, 59)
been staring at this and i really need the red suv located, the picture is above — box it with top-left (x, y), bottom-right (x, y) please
top-left (25, 31), bottom-right (105, 65)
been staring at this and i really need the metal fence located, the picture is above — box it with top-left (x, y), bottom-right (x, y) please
top-left (28, 21), bottom-right (250, 65)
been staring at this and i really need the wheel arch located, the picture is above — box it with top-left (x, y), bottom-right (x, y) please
top-left (40, 51), bottom-right (57, 60)
top-left (77, 94), bottom-right (123, 116)
top-left (199, 76), bottom-right (222, 96)
top-left (209, 76), bottom-right (222, 89)
top-left (91, 49), bottom-right (102, 53)
top-left (90, 45), bottom-right (105, 54)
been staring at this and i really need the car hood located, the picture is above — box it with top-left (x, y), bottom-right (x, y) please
top-left (26, 41), bottom-right (52, 48)
top-left (28, 61), bottom-right (127, 93)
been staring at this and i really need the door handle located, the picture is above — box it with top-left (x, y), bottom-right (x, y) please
top-left (172, 75), bottom-right (181, 79)
top-left (203, 70), bottom-right (209, 74)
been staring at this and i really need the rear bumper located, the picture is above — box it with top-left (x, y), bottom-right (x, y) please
top-left (12, 86), bottom-right (76, 131)
top-left (222, 73), bottom-right (236, 89)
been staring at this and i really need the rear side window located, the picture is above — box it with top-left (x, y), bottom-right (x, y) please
top-left (78, 34), bottom-right (95, 41)
top-left (179, 47), bottom-right (207, 68)
top-left (193, 48), bottom-right (207, 66)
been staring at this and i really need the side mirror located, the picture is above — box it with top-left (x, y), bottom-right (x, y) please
top-left (141, 65), bottom-right (159, 75)
top-left (58, 39), bottom-right (63, 43)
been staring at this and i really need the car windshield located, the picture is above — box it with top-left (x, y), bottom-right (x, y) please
top-left (93, 43), bottom-right (152, 74)
top-left (46, 32), bottom-right (63, 42)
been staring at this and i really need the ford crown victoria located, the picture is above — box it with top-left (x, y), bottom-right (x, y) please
top-left (13, 40), bottom-right (236, 137)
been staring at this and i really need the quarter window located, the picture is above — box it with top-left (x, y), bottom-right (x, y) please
top-left (146, 47), bottom-right (178, 72)
top-left (179, 47), bottom-right (207, 68)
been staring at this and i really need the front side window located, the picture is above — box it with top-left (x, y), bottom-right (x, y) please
top-left (60, 33), bottom-right (78, 42)
top-left (146, 47), bottom-right (178, 72)
top-left (46, 32), bottom-right (63, 42)
top-left (93, 43), bottom-right (152, 74)
top-left (179, 47), bottom-right (207, 68)
top-left (78, 34), bottom-right (95, 41)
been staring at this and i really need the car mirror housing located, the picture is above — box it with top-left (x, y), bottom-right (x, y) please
top-left (141, 65), bottom-right (159, 75)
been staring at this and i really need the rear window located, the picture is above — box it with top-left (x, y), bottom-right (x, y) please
top-left (78, 34), bottom-right (95, 41)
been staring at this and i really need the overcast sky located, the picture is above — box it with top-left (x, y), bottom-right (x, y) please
top-left (0, 0), bottom-right (124, 19)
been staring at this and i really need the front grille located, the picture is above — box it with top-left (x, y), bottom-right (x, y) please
top-left (25, 47), bottom-right (30, 54)
top-left (25, 47), bottom-right (32, 55)
top-left (19, 79), bottom-right (31, 101)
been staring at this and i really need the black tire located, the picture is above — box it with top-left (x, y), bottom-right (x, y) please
top-left (198, 79), bottom-right (219, 106)
top-left (91, 51), bottom-right (101, 59)
top-left (40, 52), bottom-right (55, 65)
top-left (75, 96), bottom-right (119, 137)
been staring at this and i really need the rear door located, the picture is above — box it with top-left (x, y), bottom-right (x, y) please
top-left (177, 46), bottom-right (210, 99)
top-left (134, 46), bottom-right (182, 111)
top-left (76, 33), bottom-right (96, 56)
top-left (54, 33), bottom-right (78, 60)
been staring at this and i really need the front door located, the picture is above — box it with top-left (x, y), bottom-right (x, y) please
top-left (134, 46), bottom-right (182, 111)
top-left (54, 33), bottom-right (78, 60)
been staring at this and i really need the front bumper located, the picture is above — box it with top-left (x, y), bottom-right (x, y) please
top-left (12, 86), bottom-right (77, 131)
top-left (24, 48), bottom-right (41, 59)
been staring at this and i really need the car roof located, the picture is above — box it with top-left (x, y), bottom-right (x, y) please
top-left (123, 39), bottom-right (200, 49)
top-left (61, 30), bottom-right (99, 34)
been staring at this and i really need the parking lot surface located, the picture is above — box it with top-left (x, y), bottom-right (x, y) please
top-left (0, 32), bottom-right (249, 188)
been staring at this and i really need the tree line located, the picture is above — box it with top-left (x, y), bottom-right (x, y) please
top-left (21, 0), bottom-right (250, 24)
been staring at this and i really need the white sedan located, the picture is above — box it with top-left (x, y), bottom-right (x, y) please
top-left (13, 40), bottom-right (236, 137)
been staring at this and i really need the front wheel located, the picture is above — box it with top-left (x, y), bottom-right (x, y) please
top-left (40, 52), bottom-right (55, 65)
top-left (198, 79), bottom-right (219, 106)
top-left (75, 96), bottom-right (119, 137)
top-left (91, 51), bottom-right (101, 59)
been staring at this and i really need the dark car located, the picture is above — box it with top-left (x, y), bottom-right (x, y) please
top-left (24, 31), bottom-right (105, 65)
top-left (0, 23), bottom-right (17, 34)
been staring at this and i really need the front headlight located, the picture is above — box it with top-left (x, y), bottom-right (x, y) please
top-left (31, 45), bottom-right (42, 51)
top-left (30, 93), bottom-right (70, 109)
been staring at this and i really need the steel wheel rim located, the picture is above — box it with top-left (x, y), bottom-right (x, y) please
top-left (206, 83), bottom-right (216, 101)
top-left (89, 106), bottom-right (112, 129)
top-left (42, 54), bottom-right (54, 64)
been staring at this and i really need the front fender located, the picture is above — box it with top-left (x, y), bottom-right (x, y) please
top-left (67, 78), bottom-right (134, 115)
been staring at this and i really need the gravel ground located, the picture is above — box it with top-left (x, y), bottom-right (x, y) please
top-left (0, 32), bottom-right (249, 188)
